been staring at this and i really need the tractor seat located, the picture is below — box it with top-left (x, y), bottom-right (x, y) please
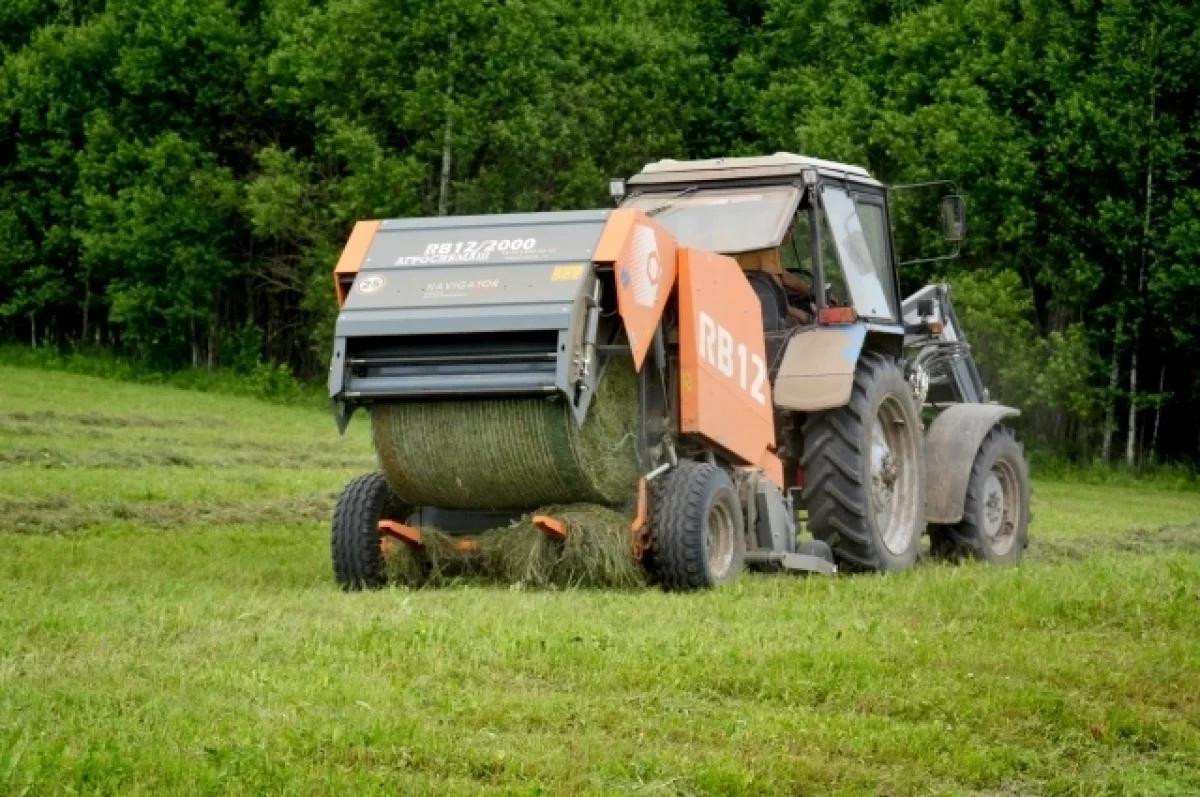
top-left (744, 270), bottom-right (789, 333)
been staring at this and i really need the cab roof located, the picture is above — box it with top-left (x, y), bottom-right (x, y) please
top-left (628, 152), bottom-right (883, 189)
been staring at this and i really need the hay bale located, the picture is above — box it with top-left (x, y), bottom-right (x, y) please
top-left (371, 359), bottom-right (639, 510)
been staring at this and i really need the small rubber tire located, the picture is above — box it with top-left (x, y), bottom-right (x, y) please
top-left (801, 352), bottom-right (925, 572)
top-left (929, 426), bottom-right (1030, 564)
top-left (332, 472), bottom-right (404, 590)
top-left (647, 461), bottom-right (745, 591)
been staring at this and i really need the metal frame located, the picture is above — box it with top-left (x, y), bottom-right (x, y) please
top-left (902, 284), bottom-right (988, 406)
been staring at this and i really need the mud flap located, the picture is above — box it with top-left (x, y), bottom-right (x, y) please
top-left (925, 403), bottom-right (1021, 524)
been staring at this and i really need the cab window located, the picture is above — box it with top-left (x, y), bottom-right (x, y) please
top-left (821, 186), bottom-right (896, 320)
top-left (854, 196), bottom-right (895, 309)
top-left (783, 208), bottom-right (851, 308)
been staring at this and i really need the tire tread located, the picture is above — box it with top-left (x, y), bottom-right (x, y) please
top-left (929, 426), bottom-right (1029, 564)
top-left (800, 352), bottom-right (922, 571)
top-left (332, 472), bottom-right (392, 590)
top-left (648, 462), bottom-right (742, 591)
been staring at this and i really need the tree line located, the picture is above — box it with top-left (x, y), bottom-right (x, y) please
top-left (1, 0), bottom-right (1197, 464)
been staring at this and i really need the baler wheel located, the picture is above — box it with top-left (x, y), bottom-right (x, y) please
top-left (647, 461), bottom-right (745, 591)
top-left (332, 472), bottom-right (408, 590)
top-left (929, 426), bottom-right (1030, 564)
top-left (801, 353), bottom-right (925, 572)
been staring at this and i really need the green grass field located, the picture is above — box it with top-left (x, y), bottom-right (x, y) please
top-left (2, 366), bottom-right (1198, 795)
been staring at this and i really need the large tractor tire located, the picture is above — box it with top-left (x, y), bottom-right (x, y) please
top-left (801, 352), bottom-right (925, 572)
top-left (929, 426), bottom-right (1030, 564)
top-left (647, 461), bottom-right (745, 591)
top-left (332, 472), bottom-right (409, 590)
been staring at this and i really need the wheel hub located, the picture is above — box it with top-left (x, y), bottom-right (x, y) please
top-left (981, 462), bottom-right (1019, 555)
top-left (706, 502), bottom-right (736, 579)
top-left (870, 396), bottom-right (918, 556)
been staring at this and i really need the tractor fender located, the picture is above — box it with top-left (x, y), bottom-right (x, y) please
top-left (925, 403), bottom-right (1021, 524)
top-left (773, 324), bottom-right (867, 411)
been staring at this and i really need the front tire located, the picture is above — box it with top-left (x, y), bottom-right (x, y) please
top-left (801, 353), bottom-right (925, 572)
top-left (929, 426), bottom-right (1029, 564)
top-left (332, 472), bottom-right (408, 590)
top-left (647, 461), bottom-right (745, 591)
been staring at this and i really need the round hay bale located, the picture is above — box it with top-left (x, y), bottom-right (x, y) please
top-left (371, 359), bottom-right (639, 510)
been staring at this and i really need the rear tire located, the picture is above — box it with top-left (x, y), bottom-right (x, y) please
top-left (647, 461), bottom-right (745, 591)
top-left (801, 353), bottom-right (925, 572)
top-left (332, 472), bottom-right (408, 590)
top-left (929, 426), bottom-right (1029, 564)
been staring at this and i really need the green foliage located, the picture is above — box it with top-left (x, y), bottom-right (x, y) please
top-left (949, 269), bottom-right (1103, 452)
top-left (79, 122), bottom-right (241, 363)
top-left (1, 0), bottom-right (1199, 462)
top-left (1029, 453), bottom-right (1200, 492)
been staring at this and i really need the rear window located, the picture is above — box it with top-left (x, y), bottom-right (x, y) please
top-left (623, 185), bottom-right (802, 254)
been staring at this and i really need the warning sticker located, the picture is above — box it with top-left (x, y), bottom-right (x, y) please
top-left (551, 265), bottom-right (585, 281)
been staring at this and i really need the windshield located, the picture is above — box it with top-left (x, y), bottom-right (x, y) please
top-left (622, 184), bottom-right (802, 254)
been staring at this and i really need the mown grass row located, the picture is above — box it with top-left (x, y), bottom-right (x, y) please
top-left (1, 365), bottom-right (1198, 795)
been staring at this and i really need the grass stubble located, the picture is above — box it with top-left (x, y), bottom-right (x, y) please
top-left (0, 365), bottom-right (1198, 794)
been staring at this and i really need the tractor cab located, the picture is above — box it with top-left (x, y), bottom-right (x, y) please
top-left (618, 154), bottom-right (903, 341)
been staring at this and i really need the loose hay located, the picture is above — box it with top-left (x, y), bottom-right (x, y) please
top-left (482, 504), bottom-right (645, 588)
top-left (371, 360), bottom-right (639, 510)
top-left (386, 504), bottom-right (646, 590)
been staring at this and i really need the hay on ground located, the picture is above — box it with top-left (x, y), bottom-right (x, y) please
top-left (385, 503), bottom-right (645, 590)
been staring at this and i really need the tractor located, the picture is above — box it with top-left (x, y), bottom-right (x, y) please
top-left (326, 153), bottom-right (1030, 590)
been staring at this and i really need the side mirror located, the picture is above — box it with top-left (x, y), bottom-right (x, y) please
top-left (608, 177), bottom-right (627, 205)
top-left (916, 298), bottom-right (934, 318)
top-left (940, 195), bottom-right (966, 243)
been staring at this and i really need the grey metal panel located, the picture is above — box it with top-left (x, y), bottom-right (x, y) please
top-left (621, 184), bottom-right (802, 254)
top-left (556, 329), bottom-right (574, 413)
top-left (925, 403), bottom-right (1021, 524)
top-left (774, 324), bottom-right (867, 411)
top-left (754, 479), bottom-right (795, 553)
top-left (344, 372), bottom-right (557, 399)
top-left (628, 153), bottom-right (883, 190)
top-left (360, 212), bottom-right (609, 272)
top-left (744, 551), bottom-right (837, 576)
top-left (406, 507), bottom-right (522, 535)
top-left (378, 209), bottom-right (610, 230)
top-left (639, 153), bottom-right (872, 178)
top-left (335, 304), bottom-right (573, 337)
top-left (342, 262), bottom-right (589, 313)
top-left (327, 337), bottom-right (346, 397)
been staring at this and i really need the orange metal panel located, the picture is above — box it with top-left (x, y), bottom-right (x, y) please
top-left (677, 247), bottom-right (782, 488)
top-left (532, 515), bottom-right (568, 540)
top-left (378, 520), bottom-right (480, 553)
top-left (379, 519), bottom-right (422, 545)
top-left (593, 209), bottom-right (677, 371)
top-left (629, 478), bottom-right (649, 559)
top-left (333, 220), bottom-right (381, 306)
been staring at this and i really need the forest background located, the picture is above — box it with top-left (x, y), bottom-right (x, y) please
top-left (1, 0), bottom-right (1197, 466)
